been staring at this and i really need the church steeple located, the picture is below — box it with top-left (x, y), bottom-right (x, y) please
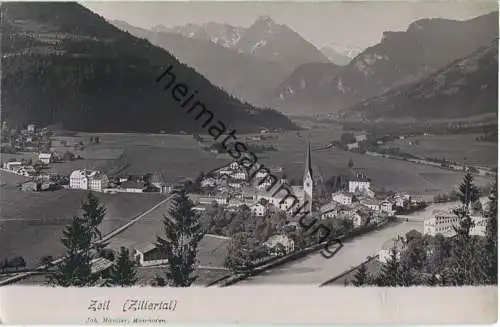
top-left (304, 142), bottom-right (313, 179)
top-left (303, 142), bottom-right (314, 215)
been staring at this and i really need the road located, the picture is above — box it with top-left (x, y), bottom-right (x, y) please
top-left (238, 201), bottom-right (466, 285)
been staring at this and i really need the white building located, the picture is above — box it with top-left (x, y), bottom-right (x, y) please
top-left (264, 234), bottom-right (295, 255)
top-left (424, 210), bottom-right (488, 237)
top-left (355, 134), bottom-right (367, 142)
top-left (346, 142), bottom-right (359, 150)
top-left (380, 200), bottom-right (395, 215)
top-left (331, 192), bottom-right (354, 205)
top-left (3, 161), bottom-right (23, 171)
top-left (70, 169), bottom-right (109, 192)
top-left (201, 177), bottom-right (217, 188)
top-left (359, 197), bottom-right (380, 212)
top-left (250, 202), bottom-right (267, 217)
top-left (27, 124), bottom-right (35, 133)
top-left (38, 152), bottom-right (53, 164)
top-left (320, 202), bottom-right (341, 219)
top-left (348, 179), bottom-right (371, 194)
top-left (16, 166), bottom-right (36, 177)
top-left (231, 171), bottom-right (247, 180)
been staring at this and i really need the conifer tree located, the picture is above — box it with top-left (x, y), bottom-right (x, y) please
top-left (47, 216), bottom-right (96, 287)
top-left (376, 245), bottom-right (414, 286)
top-left (484, 181), bottom-right (498, 284)
top-left (351, 263), bottom-right (369, 286)
top-left (376, 247), bottom-right (400, 286)
top-left (225, 214), bottom-right (260, 274)
top-left (108, 247), bottom-right (138, 287)
top-left (81, 192), bottom-right (106, 242)
top-left (449, 172), bottom-right (485, 285)
top-left (156, 189), bottom-right (205, 287)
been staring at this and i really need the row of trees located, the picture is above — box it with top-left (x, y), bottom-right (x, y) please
top-left (0, 256), bottom-right (26, 272)
top-left (349, 172), bottom-right (497, 286)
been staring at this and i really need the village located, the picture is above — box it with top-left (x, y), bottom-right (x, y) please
top-left (0, 122), bottom-right (492, 279)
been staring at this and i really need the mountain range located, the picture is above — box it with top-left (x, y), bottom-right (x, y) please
top-left (157, 16), bottom-right (330, 70)
top-left (272, 12), bottom-right (498, 117)
top-left (112, 16), bottom-right (331, 107)
top-left (340, 39), bottom-right (498, 121)
top-left (111, 20), bottom-right (291, 107)
top-left (319, 44), bottom-right (363, 66)
top-left (0, 2), bottom-right (297, 133)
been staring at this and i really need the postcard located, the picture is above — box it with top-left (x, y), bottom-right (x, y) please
top-left (0, 0), bottom-right (497, 324)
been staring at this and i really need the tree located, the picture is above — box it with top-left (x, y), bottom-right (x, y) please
top-left (9, 256), bottom-right (26, 271)
top-left (484, 181), bottom-right (497, 284)
top-left (225, 216), bottom-right (261, 273)
top-left (0, 258), bottom-right (9, 272)
top-left (156, 189), bottom-right (205, 287)
top-left (457, 170), bottom-right (480, 210)
top-left (225, 232), bottom-right (256, 274)
top-left (81, 192), bottom-right (106, 242)
top-left (376, 246), bottom-right (414, 287)
top-left (348, 158), bottom-right (354, 169)
top-left (448, 172), bottom-right (485, 285)
top-left (108, 247), bottom-right (138, 287)
top-left (40, 255), bottom-right (54, 267)
top-left (47, 216), bottom-right (97, 287)
top-left (351, 263), bottom-right (370, 286)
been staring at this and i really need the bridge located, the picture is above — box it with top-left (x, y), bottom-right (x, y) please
top-left (395, 215), bottom-right (425, 222)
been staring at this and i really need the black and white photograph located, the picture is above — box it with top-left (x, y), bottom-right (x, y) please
top-left (0, 0), bottom-right (498, 323)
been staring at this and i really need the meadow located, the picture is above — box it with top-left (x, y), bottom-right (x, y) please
top-left (383, 134), bottom-right (497, 168)
top-left (67, 129), bottom-right (494, 199)
top-left (0, 173), bottom-right (166, 267)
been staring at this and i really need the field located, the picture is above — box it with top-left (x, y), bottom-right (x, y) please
top-left (1, 126), bottom-right (494, 273)
top-left (53, 130), bottom-right (494, 199)
top-left (0, 172), bottom-right (166, 267)
top-left (384, 134), bottom-right (497, 168)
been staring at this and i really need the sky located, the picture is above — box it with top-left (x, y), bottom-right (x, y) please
top-left (82, 1), bottom-right (498, 49)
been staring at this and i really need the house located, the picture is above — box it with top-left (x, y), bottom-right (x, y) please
top-left (264, 234), bottom-right (295, 256)
top-left (424, 210), bottom-right (487, 237)
top-left (331, 192), bottom-right (354, 205)
top-left (134, 244), bottom-right (169, 267)
top-left (70, 169), bottom-right (109, 192)
top-left (346, 142), bottom-right (359, 151)
top-left (378, 237), bottom-right (406, 263)
top-left (348, 178), bottom-right (371, 194)
top-left (229, 161), bottom-right (240, 170)
top-left (359, 197), bottom-right (380, 212)
top-left (89, 172), bottom-right (109, 192)
top-left (201, 177), bottom-right (217, 188)
top-left (119, 180), bottom-right (145, 193)
top-left (90, 257), bottom-right (114, 277)
top-left (27, 124), bottom-right (35, 133)
top-left (16, 166), bottom-right (36, 177)
top-left (228, 181), bottom-right (243, 189)
top-left (380, 200), bottom-right (395, 215)
top-left (3, 161), bottom-right (23, 171)
top-left (320, 202), bottom-right (342, 219)
top-left (355, 134), bottom-right (367, 142)
top-left (392, 193), bottom-right (410, 208)
top-left (38, 152), bottom-right (53, 164)
top-left (250, 202), bottom-right (267, 217)
top-left (20, 180), bottom-right (40, 192)
top-left (231, 171), bottom-right (247, 180)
